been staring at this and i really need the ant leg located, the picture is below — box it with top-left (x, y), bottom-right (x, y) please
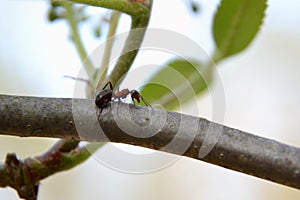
top-left (114, 87), bottom-right (122, 102)
top-left (102, 82), bottom-right (113, 90)
top-left (140, 95), bottom-right (151, 106)
top-left (97, 102), bottom-right (112, 121)
top-left (108, 82), bottom-right (113, 90)
top-left (98, 102), bottom-right (110, 114)
top-left (131, 96), bottom-right (138, 108)
top-left (96, 109), bottom-right (102, 122)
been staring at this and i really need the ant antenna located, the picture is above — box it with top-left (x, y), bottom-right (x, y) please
top-left (140, 95), bottom-right (151, 107)
top-left (139, 94), bottom-right (154, 113)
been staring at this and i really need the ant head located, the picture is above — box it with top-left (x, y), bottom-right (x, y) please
top-left (131, 90), bottom-right (141, 103)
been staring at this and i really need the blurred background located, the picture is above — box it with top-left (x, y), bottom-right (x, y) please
top-left (1, 0), bottom-right (300, 199)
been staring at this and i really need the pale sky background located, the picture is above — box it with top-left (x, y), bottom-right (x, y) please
top-left (0, 0), bottom-right (300, 199)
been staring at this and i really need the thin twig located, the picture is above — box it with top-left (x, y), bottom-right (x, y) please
top-left (63, 2), bottom-right (95, 78)
top-left (0, 139), bottom-right (104, 199)
top-left (94, 11), bottom-right (121, 90)
top-left (105, 14), bottom-right (151, 87)
top-left (0, 94), bottom-right (299, 189)
top-left (65, 0), bottom-right (152, 87)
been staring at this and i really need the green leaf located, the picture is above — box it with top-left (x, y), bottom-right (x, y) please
top-left (140, 59), bottom-right (212, 110)
top-left (213, 0), bottom-right (267, 59)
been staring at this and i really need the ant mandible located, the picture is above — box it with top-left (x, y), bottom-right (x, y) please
top-left (95, 82), bottom-right (151, 113)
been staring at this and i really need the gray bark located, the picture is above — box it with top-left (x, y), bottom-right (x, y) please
top-left (0, 94), bottom-right (299, 189)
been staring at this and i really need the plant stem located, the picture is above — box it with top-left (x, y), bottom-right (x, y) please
top-left (106, 15), bottom-right (150, 86)
top-left (94, 11), bottom-right (121, 90)
top-left (66, 0), bottom-right (150, 17)
top-left (0, 139), bottom-right (105, 199)
top-left (63, 2), bottom-right (95, 79)
top-left (211, 49), bottom-right (224, 65)
top-left (65, 0), bottom-right (152, 87)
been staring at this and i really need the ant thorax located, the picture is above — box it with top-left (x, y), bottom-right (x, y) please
top-left (95, 82), bottom-right (151, 113)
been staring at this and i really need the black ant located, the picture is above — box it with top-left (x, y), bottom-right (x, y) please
top-left (95, 82), bottom-right (151, 113)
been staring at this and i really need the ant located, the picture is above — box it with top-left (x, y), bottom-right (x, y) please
top-left (95, 82), bottom-right (151, 113)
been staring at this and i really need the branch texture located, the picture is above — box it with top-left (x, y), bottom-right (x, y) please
top-left (0, 94), bottom-right (300, 190)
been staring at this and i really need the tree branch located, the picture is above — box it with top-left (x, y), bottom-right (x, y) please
top-left (0, 94), bottom-right (299, 190)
